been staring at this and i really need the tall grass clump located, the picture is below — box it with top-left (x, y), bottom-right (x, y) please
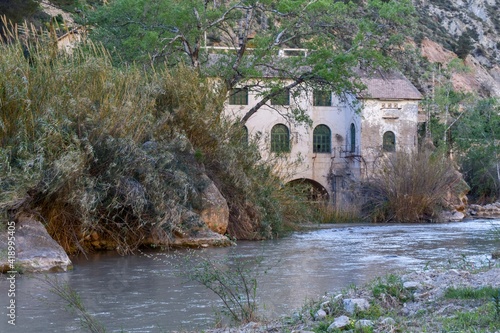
top-left (0, 20), bottom-right (172, 253)
top-left (0, 19), bottom-right (313, 254)
top-left (361, 150), bottom-right (465, 222)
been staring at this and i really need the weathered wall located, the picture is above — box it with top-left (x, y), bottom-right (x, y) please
top-left (360, 99), bottom-right (419, 176)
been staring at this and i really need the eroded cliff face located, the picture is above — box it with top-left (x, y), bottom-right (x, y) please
top-left (415, 0), bottom-right (500, 97)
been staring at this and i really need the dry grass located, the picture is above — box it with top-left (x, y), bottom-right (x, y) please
top-left (362, 150), bottom-right (464, 222)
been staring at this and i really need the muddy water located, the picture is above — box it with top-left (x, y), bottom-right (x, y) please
top-left (1, 220), bottom-right (499, 332)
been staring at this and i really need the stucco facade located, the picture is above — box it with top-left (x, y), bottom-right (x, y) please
top-left (225, 70), bottom-right (423, 207)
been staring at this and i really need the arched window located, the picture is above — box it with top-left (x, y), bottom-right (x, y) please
top-left (271, 124), bottom-right (290, 153)
top-left (383, 131), bottom-right (396, 152)
top-left (350, 123), bottom-right (356, 153)
top-left (241, 125), bottom-right (248, 145)
top-left (313, 125), bottom-right (331, 153)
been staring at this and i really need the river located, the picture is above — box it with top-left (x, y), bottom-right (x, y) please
top-left (1, 219), bottom-right (499, 332)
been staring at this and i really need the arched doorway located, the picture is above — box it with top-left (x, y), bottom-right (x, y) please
top-left (286, 178), bottom-right (330, 202)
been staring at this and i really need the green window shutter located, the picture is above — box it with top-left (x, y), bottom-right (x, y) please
top-left (271, 124), bottom-right (290, 153)
top-left (229, 88), bottom-right (248, 105)
top-left (313, 125), bottom-right (331, 153)
top-left (383, 131), bottom-right (396, 152)
top-left (313, 90), bottom-right (332, 106)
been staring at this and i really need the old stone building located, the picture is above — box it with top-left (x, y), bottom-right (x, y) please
top-left (225, 68), bottom-right (423, 207)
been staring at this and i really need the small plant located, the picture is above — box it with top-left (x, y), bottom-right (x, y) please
top-left (444, 286), bottom-right (499, 300)
top-left (43, 276), bottom-right (106, 333)
top-left (492, 289), bottom-right (500, 319)
top-left (182, 253), bottom-right (264, 324)
top-left (371, 274), bottom-right (410, 307)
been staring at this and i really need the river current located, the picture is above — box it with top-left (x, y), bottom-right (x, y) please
top-left (1, 219), bottom-right (499, 332)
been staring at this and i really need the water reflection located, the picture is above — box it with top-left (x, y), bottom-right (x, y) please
top-left (1, 220), bottom-right (499, 332)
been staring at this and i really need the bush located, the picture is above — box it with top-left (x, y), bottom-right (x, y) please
top-left (361, 150), bottom-right (464, 222)
top-left (182, 253), bottom-right (263, 324)
top-left (0, 20), bottom-right (313, 254)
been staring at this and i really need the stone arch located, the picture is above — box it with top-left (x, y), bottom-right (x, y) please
top-left (286, 178), bottom-right (329, 201)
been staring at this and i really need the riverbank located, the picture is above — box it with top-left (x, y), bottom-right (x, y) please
top-left (201, 264), bottom-right (500, 333)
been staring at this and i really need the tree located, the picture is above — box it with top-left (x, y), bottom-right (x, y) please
top-left (87, 0), bottom-right (416, 122)
top-left (454, 31), bottom-right (474, 60)
top-left (453, 98), bottom-right (500, 203)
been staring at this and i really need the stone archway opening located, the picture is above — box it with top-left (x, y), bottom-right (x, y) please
top-left (286, 178), bottom-right (330, 202)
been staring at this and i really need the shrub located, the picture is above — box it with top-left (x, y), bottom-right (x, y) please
top-left (0, 19), bottom-right (314, 254)
top-left (182, 253), bottom-right (263, 324)
top-left (361, 150), bottom-right (464, 222)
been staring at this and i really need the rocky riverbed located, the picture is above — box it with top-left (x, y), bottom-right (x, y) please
top-left (200, 264), bottom-right (500, 333)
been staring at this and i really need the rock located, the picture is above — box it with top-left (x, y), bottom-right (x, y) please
top-left (403, 281), bottom-right (421, 290)
top-left (0, 215), bottom-right (72, 273)
top-left (320, 301), bottom-right (331, 314)
top-left (440, 210), bottom-right (465, 222)
top-left (467, 201), bottom-right (500, 218)
top-left (314, 309), bottom-right (327, 320)
top-left (328, 315), bottom-right (350, 331)
top-left (198, 176), bottom-right (229, 235)
top-left (380, 317), bottom-right (396, 326)
top-left (242, 322), bottom-right (259, 330)
top-left (170, 229), bottom-right (233, 248)
top-left (492, 251), bottom-right (500, 259)
top-left (343, 298), bottom-right (370, 314)
top-left (355, 319), bottom-right (374, 328)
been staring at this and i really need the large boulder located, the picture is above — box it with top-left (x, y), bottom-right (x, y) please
top-left (198, 176), bottom-right (229, 235)
top-left (0, 215), bottom-right (72, 273)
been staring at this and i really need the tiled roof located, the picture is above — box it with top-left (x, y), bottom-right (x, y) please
top-left (356, 69), bottom-right (423, 100)
top-left (206, 53), bottom-right (423, 100)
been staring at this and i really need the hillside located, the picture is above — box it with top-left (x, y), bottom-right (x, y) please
top-left (414, 0), bottom-right (500, 97)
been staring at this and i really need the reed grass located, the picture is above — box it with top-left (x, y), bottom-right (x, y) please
top-left (361, 150), bottom-right (464, 222)
top-left (0, 17), bottom-right (315, 253)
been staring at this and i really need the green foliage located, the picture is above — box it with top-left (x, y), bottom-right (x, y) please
top-left (0, 21), bottom-right (314, 254)
top-left (452, 98), bottom-right (500, 203)
top-left (440, 302), bottom-right (500, 332)
top-left (0, 0), bottom-right (40, 25)
top-left (454, 31), bottom-right (475, 59)
top-left (371, 274), bottom-right (410, 304)
top-left (362, 150), bottom-right (464, 222)
top-left (444, 286), bottom-right (500, 300)
top-left (87, 0), bottom-right (416, 121)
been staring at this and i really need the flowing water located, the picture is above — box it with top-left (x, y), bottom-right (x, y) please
top-left (1, 220), bottom-right (499, 332)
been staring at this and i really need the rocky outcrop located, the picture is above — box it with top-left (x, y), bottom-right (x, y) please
top-left (468, 201), bottom-right (500, 218)
top-left (198, 175), bottom-right (229, 235)
top-left (0, 215), bottom-right (72, 273)
top-left (416, 0), bottom-right (500, 97)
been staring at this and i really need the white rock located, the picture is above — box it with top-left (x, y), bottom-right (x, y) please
top-left (315, 309), bottom-right (327, 320)
top-left (403, 281), bottom-right (421, 289)
top-left (327, 315), bottom-right (350, 331)
top-left (380, 317), bottom-right (396, 325)
top-left (343, 298), bottom-right (370, 314)
top-left (355, 319), bottom-right (374, 328)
